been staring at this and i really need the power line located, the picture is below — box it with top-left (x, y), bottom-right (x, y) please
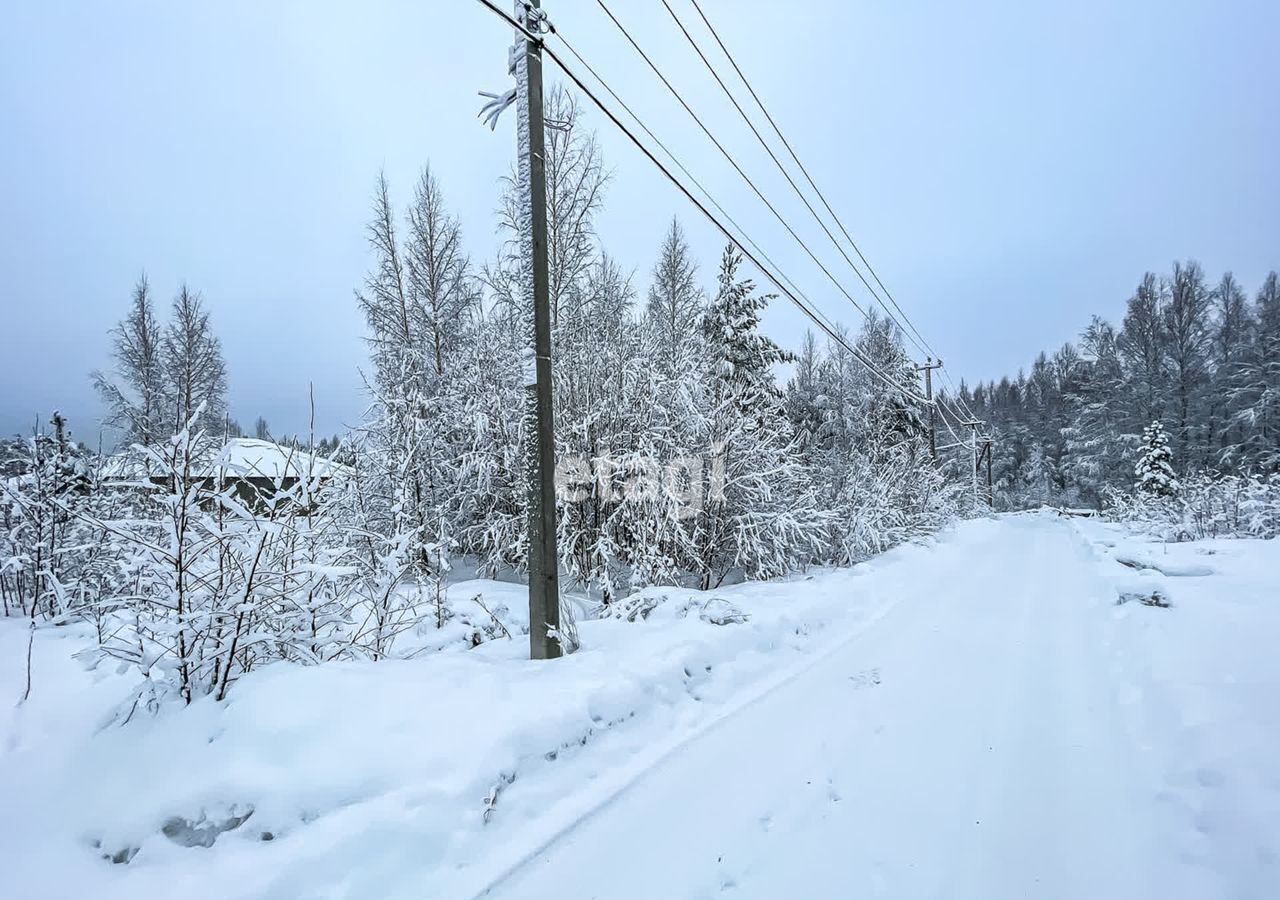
top-left (938, 367), bottom-right (981, 424)
top-left (482, 0), bottom-right (924, 403)
top-left (470, 0), bottom-right (930, 404)
top-left (659, 0), bottom-right (930, 360)
top-left (683, 0), bottom-right (941, 362)
top-left (547, 25), bottom-right (853, 358)
top-left (589, 0), bottom-right (889, 329)
top-left (547, 28), bottom-right (901, 398)
top-left (665, 0), bottom-right (983, 433)
top-left (593, 0), bottom-right (973, 422)
top-left (682, 0), bottom-right (985, 439)
top-left (935, 395), bottom-right (980, 451)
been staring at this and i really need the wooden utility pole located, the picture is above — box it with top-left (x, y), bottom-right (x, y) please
top-left (517, 0), bottom-right (561, 659)
top-left (960, 420), bottom-right (984, 509)
top-left (985, 439), bottom-right (994, 507)
top-left (915, 358), bottom-right (943, 460)
top-left (978, 438), bottom-right (994, 507)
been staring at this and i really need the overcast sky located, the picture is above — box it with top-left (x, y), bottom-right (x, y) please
top-left (2, 0), bottom-right (1277, 441)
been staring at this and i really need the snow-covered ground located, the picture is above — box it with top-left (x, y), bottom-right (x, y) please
top-left (2, 513), bottom-right (1277, 899)
top-left (1070, 514), bottom-right (1280, 899)
top-left (0, 540), bottom-right (914, 899)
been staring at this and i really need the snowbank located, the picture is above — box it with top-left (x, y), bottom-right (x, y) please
top-left (1068, 516), bottom-right (1280, 896)
top-left (0, 535), bottom-right (938, 900)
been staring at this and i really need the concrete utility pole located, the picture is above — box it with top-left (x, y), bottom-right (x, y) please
top-left (517, 0), bottom-right (561, 660)
top-left (915, 358), bottom-right (943, 460)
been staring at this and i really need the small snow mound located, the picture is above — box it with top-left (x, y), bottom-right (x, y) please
top-left (605, 591), bottom-right (748, 626)
top-left (160, 805), bottom-right (255, 849)
top-left (1114, 555), bottom-right (1215, 577)
top-left (696, 597), bottom-right (749, 626)
top-left (1116, 588), bottom-right (1172, 608)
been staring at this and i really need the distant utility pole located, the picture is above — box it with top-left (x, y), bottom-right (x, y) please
top-left (978, 438), bottom-right (994, 508)
top-left (960, 420), bottom-right (985, 509)
top-left (517, 0), bottom-right (561, 660)
top-left (915, 358), bottom-right (943, 460)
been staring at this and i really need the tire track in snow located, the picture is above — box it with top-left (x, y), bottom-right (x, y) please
top-left (462, 540), bottom-right (971, 900)
top-left (480, 516), bottom-right (1169, 900)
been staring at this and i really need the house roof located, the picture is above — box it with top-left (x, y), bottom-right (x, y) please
top-left (217, 438), bottom-right (347, 479)
top-left (102, 438), bottom-right (350, 481)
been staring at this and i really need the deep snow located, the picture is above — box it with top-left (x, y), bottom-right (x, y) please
top-left (2, 513), bottom-right (1277, 899)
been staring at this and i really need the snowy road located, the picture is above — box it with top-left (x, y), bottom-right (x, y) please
top-left (482, 516), bottom-right (1172, 900)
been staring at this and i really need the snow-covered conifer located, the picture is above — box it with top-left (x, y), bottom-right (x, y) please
top-left (1135, 420), bottom-right (1180, 497)
top-left (689, 245), bottom-right (824, 587)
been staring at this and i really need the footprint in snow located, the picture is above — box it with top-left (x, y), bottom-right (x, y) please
top-left (848, 668), bottom-right (881, 689)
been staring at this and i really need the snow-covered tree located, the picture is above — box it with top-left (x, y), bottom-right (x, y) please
top-left (1209, 272), bottom-right (1251, 459)
top-left (1062, 317), bottom-right (1129, 506)
top-left (1135, 420), bottom-right (1180, 497)
top-left (494, 85), bottom-right (606, 326)
top-left (1231, 272), bottom-right (1280, 470)
top-left (645, 217), bottom-right (706, 396)
top-left (405, 166), bottom-right (480, 377)
top-left (816, 314), bottom-right (957, 555)
top-left (689, 245), bottom-right (824, 587)
top-left (554, 254), bottom-right (650, 593)
top-left (784, 330), bottom-right (824, 455)
top-left (0, 412), bottom-right (103, 621)
top-left (93, 274), bottom-right (166, 447)
top-left (1117, 272), bottom-right (1168, 437)
top-left (162, 285), bottom-right (229, 438)
top-left (356, 167), bottom-right (476, 582)
top-left (1163, 261), bottom-right (1212, 465)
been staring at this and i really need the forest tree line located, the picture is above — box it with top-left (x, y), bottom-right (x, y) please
top-left (949, 262), bottom-right (1280, 510)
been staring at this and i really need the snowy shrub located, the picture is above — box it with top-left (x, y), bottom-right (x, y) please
top-left (86, 422), bottom-right (354, 709)
top-left (1107, 472), bottom-right (1280, 540)
top-left (1, 413), bottom-right (109, 624)
top-left (830, 447), bottom-right (964, 565)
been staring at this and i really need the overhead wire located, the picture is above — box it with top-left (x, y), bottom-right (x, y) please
top-left (471, 0), bottom-right (930, 403)
top-left (677, 0), bottom-right (989, 437)
top-left (588, 0), bottom-right (892, 329)
top-left (546, 21), bottom-right (854, 360)
top-left (683, 0), bottom-right (940, 361)
top-left (615, 0), bottom-right (978, 428)
top-left (655, 0), bottom-right (931, 359)
top-left (939, 368), bottom-right (982, 426)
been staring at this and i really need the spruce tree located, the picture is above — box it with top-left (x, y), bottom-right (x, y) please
top-left (690, 245), bottom-right (822, 587)
top-left (1134, 420), bottom-right (1180, 497)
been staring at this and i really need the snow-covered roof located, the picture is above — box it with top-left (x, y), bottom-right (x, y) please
top-left (102, 438), bottom-right (350, 481)
top-left (215, 439), bottom-right (347, 479)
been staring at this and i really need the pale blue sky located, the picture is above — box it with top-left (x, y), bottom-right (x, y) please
top-left (2, 0), bottom-right (1277, 440)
